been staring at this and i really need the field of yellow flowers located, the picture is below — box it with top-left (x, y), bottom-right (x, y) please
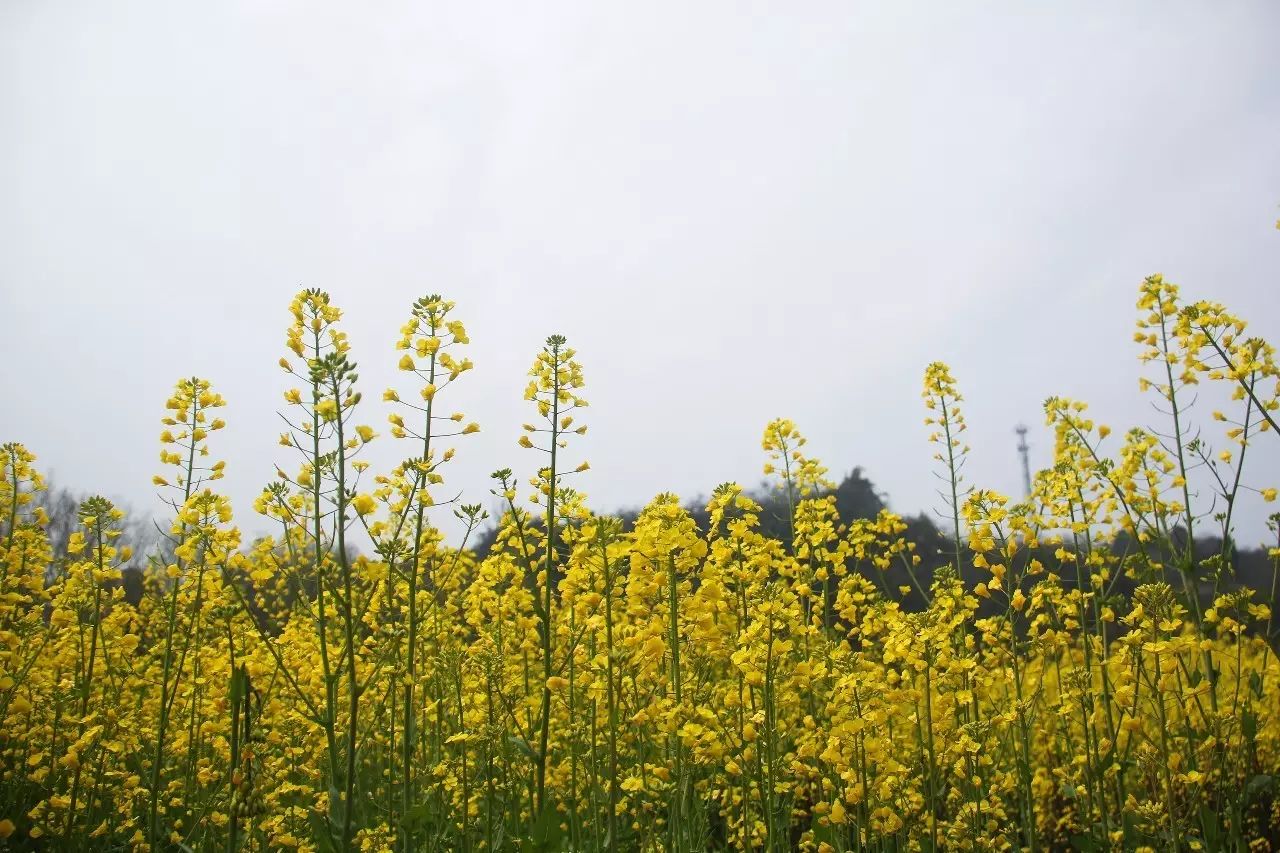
top-left (2, 276), bottom-right (1278, 852)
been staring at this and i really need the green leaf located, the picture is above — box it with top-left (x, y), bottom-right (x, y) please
top-left (1243, 710), bottom-right (1258, 741)
top-left (327, 786), bottom-right (348, 833)
top-left (1200, 803), bottom-right (1222, 845)
top-left (1245, 774), bottom-right (1274, 806)
top-left (1070, 833), bottom-right (1100, 851)
top-left (809, 818), bottom-right (844, 847)
top-left (508, 735), bottom-right (537, 761)
top-left (520, 804), bottom-right (566, 852)
top-left (401, 802), bottom-right (433, 831)
top-left (306, 811), bottom-right (338, 853)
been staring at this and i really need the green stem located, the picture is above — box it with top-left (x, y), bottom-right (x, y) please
top-left (535, 344), bottom-right (562, 817)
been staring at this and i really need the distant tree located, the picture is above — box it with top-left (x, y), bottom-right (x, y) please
top-left (31, 480), bottom-right (168, 582)
top-left (442, 464), bottom-right (1279, 637)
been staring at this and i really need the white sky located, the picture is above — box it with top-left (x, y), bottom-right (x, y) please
top-left (2, 2), bottom-right (1278, 547)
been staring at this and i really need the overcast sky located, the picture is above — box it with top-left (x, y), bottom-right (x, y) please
top-left (2, 2), bottom-right (1278, 548)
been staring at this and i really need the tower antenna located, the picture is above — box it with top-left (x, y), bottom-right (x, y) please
top-left (1015, 424), bottom-right (1032, 498)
